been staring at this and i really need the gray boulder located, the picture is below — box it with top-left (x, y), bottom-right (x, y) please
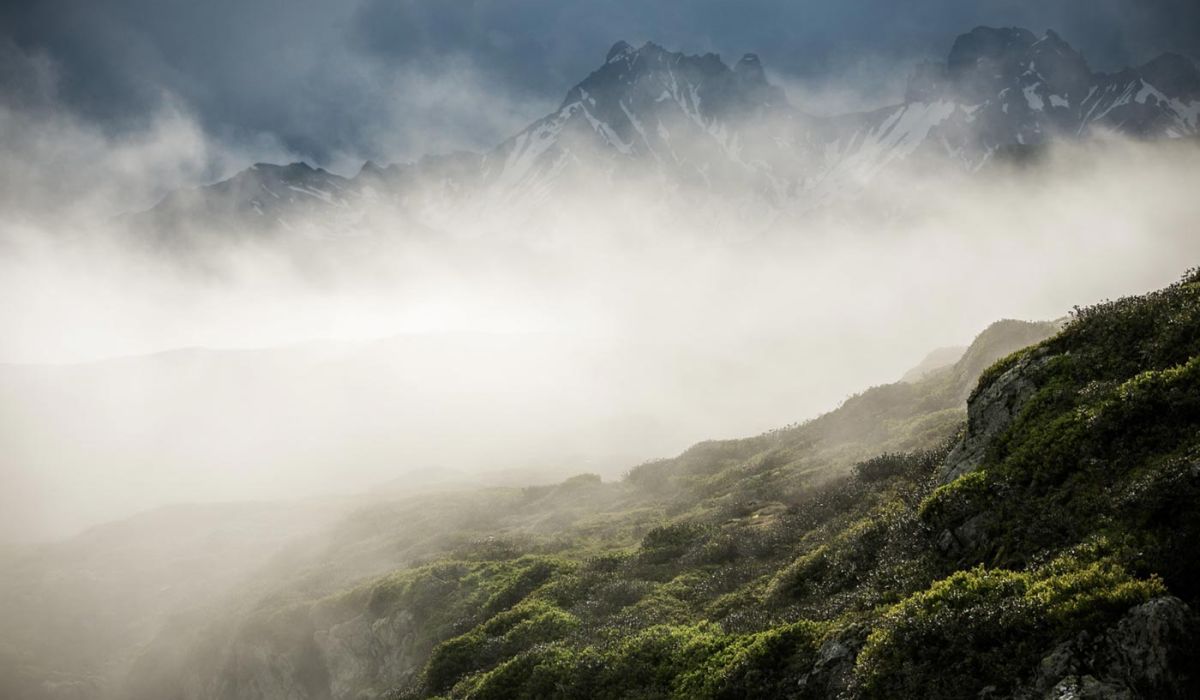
top-left (1021, 596), bottom-right (1199, 699)
top-left (940, 350), bottom-right (1050, 484)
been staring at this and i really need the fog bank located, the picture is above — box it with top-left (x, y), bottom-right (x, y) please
top-left (1, 128), bottom-right (1197, 541)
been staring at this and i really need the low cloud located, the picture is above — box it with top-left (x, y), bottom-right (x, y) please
top-left (1, 100), bottom-right (1198, 540)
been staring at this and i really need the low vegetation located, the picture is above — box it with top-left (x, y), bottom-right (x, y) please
top-left (62, 274), bottom-right (1200, 698)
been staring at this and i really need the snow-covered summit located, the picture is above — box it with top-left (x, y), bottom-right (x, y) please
top-left (132, 27), bottom-right (1200, 237)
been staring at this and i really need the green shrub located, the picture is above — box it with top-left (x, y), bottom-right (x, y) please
top-left (327, 272), bottom-right (1200, 700)
top-left (917, 469), bottom-right (989, 530)
top-left (479, 557), bottom-right (571, 618)
top-left (854, 452), bottom-right (928, 482)
top-left (466, 643), bottom-right (595, 700)
top-left (854, 550), bottom-right (1164, 698)
top-left (424, 598), bottom-right (579, 693)
top-left (676, 620), bottom-right (826, 699)
top-left (424, 630), bottom-right (488, 693)
top-left (638, 523), bottom-right (711, 565)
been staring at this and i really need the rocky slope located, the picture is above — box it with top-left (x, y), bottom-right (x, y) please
top-left (0, 314), bottom-right (1063, 699)
top-left (93, 271), bottom-right (1200, 700)
top-left (9, 271), bottom-right (1200, 698)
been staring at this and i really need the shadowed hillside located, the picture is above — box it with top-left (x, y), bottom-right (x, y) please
top-left (3, 314), bottom-right (1068, 698)
top-left (10, 272), bottom-right (1200, 698)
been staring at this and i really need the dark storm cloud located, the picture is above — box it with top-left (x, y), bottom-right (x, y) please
top-left (1, 0), bottom-right (1197, 167)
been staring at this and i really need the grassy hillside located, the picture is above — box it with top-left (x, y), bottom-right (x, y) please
top-left (91, 313), bottom-right (1087, 700)
top-left (16, 270), bottom-right (1200, 699)
top-left (359, 271), bottom-right (1196, 699)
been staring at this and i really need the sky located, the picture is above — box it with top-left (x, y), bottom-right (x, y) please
top-left (1, 0), bottom-right (1198, 171)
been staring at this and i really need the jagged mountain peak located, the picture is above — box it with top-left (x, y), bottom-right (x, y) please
top-left (1024, 29), bottom-right (1092, 98)
top-left (601, 40), bottom-right (701, 64)
top-left (947, 26), bottom-right (1039, 75)
top-left (252, 161), bottom-right (313, 171)
top-left (478, 26), bottom-right (1198, 213)
top-left (606, 40), bottom-right (634, 63)
top-left (357, 159), bottom-right (386, 178)
top-left (234, 161), bottom-right (344, 192)
top-left (484, 38), bottom-right (797, 208)
top-left (559, 40), bottom-right (785, 120)
top-left (569, 40), bottom-right (727, 99)
top-left (131, 26), bottom-right (1200, 236)
top-left (903, 27), bottom-right (1089, 105)
top-left (941, 26), bottom-right (1090, 102)
top-left (885, 25), bottom-right (1200, 163)
top-left (1136, 52), bottom-right (1200, 100)
top-left (734, 53), bottom-right (767, 82)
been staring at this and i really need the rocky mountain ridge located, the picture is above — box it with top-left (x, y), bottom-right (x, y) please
top-left (131, 26), bottom-right (1200, 237)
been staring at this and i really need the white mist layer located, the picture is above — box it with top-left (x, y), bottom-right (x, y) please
top-left (1, 133), bottom-right (1198, 542)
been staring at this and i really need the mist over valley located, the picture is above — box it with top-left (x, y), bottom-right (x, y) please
top-left (2, 8), bottom-right (1200, 699)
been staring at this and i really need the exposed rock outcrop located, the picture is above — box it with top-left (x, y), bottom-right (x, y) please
top-left (1019, 596), bottom-right (1200, 699)
top-left (940, 349), bottom-right (1051, 484)
top-left (797, 624), bottom-right (867, 699)
top-left (314, 610), bottom-right (420, 699)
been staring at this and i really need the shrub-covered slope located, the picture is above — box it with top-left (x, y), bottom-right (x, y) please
top-left (113, 274), bottom-right (1200, 699)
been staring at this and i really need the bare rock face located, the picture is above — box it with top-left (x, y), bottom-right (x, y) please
top-left (934, 511), bottom-right (993, 558)
top-left (933, 344), bottom-right (1055, 557)
top-left (211, 637), bottom-right (329, 700)
top-left (314, 610), bottom-right (420, 700)
top-left (178, 607), bottom-right (422, 700)
top-left (939, 350), bottom-right (1050, 484)
top-left (1020, 596), bottom-right (1200, 699)
top-left (796, 624), bottom-right (867, 699)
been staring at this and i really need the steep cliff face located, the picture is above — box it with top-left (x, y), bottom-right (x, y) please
top-left (939, 347), bottom-right (1050, 484)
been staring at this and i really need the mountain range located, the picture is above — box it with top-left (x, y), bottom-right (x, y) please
top-left (129, 26), bottom-right (1200, 238)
